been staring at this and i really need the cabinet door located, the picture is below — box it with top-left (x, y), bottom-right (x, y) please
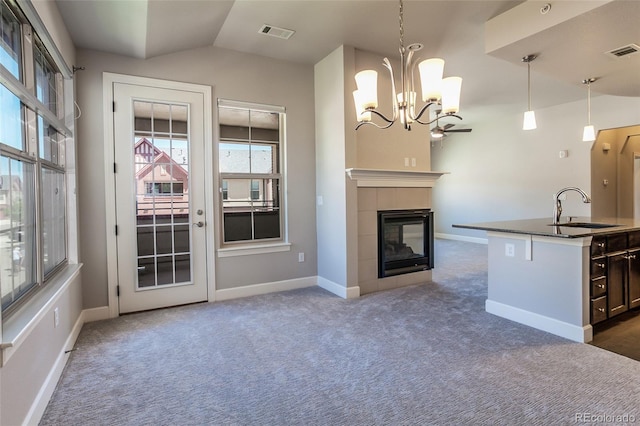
top-left (629, 249), bottom-right (640, 309)
top-left (607, 252), bottom-right (629, 317)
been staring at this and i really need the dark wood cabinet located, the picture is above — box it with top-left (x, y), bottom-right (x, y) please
top-left (607, 251), bottom-right (629, 317)
top-left (629, 248), bottom-right (640, 309)
top-left (590, 232), bottom-right (640, 325)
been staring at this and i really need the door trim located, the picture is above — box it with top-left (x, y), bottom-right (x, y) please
top-left (103, 73), bottom-right (215, 318)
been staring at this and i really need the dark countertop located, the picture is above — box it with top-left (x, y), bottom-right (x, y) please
top-left (453, 217), bottom-right (640, 239)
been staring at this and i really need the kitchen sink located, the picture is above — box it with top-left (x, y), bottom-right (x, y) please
top-left (548, 222), bottom-right (619, 229)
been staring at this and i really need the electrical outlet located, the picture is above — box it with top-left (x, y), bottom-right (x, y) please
top-left (298, 252), bottom-right (305, 262)
top-left (411, 158), bottom-right (416, 167)
top-left (54, 307), bottom-right (59, 328)
top-left (404, 157), bottom-right (410, 167)
top-left (505, 243), bottom-right (515, 257)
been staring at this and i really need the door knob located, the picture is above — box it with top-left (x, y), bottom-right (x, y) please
top-left (193, 221), bottom-right (204, 228)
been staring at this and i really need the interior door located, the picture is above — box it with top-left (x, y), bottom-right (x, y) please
top-left (114, 82), bottom-right (208, 313)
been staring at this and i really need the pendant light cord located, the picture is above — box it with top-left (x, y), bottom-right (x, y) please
top-left (587, 81), bottom-right (591, 125)
top-left (527, 61), bottom-right (532, 111)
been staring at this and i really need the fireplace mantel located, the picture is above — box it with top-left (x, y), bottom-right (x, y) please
top-left (345, 168), bottom-right (448, 188)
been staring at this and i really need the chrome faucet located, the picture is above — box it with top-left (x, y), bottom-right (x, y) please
top-left (553, 187), bottom-right (591, 224)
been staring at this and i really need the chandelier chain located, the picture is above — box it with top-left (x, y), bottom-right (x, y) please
top-left (399, 0), bottom-right (404, 52)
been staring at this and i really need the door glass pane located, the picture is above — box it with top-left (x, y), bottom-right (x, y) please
top-left (133, 100), bottom-right (192, 289)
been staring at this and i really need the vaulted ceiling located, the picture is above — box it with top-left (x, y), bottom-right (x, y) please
top-left (55, 0), bottom-right (640, 119)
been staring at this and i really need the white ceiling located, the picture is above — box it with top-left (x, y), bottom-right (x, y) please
top-left (55, 0), bottom-right (640, 121)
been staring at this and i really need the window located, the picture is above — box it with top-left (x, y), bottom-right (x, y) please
top-left (221, 180), bottom-right (228, 200)
top-left (0, 0), bottom-right (70, 314)
top-left (145, 181), bottom-right (184, 196)
top-left (34, 36), bottom-right (59, 114)
top-left (250, 180), bottom-right (259, 201)
top-left (218, 100), bottom-right (284, 244)
top-left (0, 0), bottom-right (21, 79)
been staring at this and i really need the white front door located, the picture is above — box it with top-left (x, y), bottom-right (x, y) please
top-left (113, 81), bottom-right (209, 313)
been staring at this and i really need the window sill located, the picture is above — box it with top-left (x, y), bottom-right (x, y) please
top-left (1, 263), bottom-right (82, 367)
top-left (217, 242), bottom-right (291, 258)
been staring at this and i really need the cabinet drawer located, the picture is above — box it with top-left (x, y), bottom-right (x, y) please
top-left (590, 258), bottom-right (607, 278)
top-left (591, 276), bottom-right (607, 298)
top-left (591, 236), bottom-right (607, 257)
top-left (628, 231), bottom-right (640, 249)
top-left (591, 296), bottom-right (608, 324)
top-left (607, 233), bottom-right (628, 252)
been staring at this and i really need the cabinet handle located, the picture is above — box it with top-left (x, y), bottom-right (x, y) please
top-left (597, 263), bottom-right (605, 269)
top-left (597, 307), bottom-right (605, 313)
top-left (597, 242), bottom-right (605, 248)
top-left (627, 254), bottom-right (637, 260)
top-left (596, 284), bottom-right (605, 289)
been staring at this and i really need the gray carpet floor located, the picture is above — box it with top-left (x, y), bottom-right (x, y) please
top-left (41, 239), bottom-right (640, 425)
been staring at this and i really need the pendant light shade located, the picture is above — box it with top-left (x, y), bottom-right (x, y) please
top-left (523, 110), bottom-right (537, 131)
top-left (582, 125), bottom-right (596, 142)
top-left (418, 58), bottom-right (444, 102)
top-left (353, 90), bottom-right (372, 122)
top-left (441, 76), bottom-right (462, 115)
top-left (582, 78), bottom-right (597, 142)
top-left (354, 70), bottom-right (378, 109)
top-left (522, 54), bottom-right (537, 130)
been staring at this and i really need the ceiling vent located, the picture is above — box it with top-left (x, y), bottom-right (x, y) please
top-left (259, 24), bottom-right (295, 40)
top-left (606, 43), bottom-right (640, 58)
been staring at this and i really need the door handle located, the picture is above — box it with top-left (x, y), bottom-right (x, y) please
top-left (193, 221), bottom-right (204, 228)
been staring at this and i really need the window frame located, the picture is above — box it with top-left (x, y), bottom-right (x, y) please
top-left (217, 99), bottom-right (286, 248)
top-left (0, 0), bottom-right (72, 316)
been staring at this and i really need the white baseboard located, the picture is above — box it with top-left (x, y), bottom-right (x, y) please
top-left (317, 276), bottom-right (360, 299)
top-left (82, 306), bottom-right (110, 323)
top-left (486, 299), bottom-right (593, 343)
top-left (215, 276), bottom-right (316, 301)
top-left (436, 232), bottom-right (488, 244)
top-left (24, 310), bottom-right (85, 426)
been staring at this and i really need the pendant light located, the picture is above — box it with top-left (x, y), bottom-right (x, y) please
top-left (522, 54), bottom-right (537, 130)
top-left (352, 0), bottom-right (463, 131)
top-left (582, 78), bottom-right (597, 142)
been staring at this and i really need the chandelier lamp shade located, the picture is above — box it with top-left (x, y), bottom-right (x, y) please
top-left (522, 54), bottom-right (537, 130)
top-left (353, 0), bottom-right (463, 131)
top-left (582, 78), bottom-right (597, 142)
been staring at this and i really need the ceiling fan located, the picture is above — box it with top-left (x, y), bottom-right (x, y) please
top-left (430, 112), bottom-right (472, 147)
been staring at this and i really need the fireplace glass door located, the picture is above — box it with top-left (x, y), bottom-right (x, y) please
top-left (378, 209), bottom-right (434, 278)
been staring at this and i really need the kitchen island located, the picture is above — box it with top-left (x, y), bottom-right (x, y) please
top-left (454, 217), bottom-right (640, 342)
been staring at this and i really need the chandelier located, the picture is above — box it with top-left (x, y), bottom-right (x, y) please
top-left (352, 0), bottom-right (462, 131)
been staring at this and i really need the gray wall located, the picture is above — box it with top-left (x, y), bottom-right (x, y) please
top-left (75, 46), bottom-right (317, 307)
top-left (314, 45), bottom-right (352, 288)
top-left (432, 95), bottom-right (640, 240)
top-left (0, 272), bottom-right (83, 425)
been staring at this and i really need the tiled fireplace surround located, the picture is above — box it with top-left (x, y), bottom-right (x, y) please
top-left (357, 186), bottom-right (433, 295)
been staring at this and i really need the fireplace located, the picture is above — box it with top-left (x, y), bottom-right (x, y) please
top-left (378, 209), bottom-right (434, 278)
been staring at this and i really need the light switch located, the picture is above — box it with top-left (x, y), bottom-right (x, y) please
top-left (505, 243), bottom-right (515, 257)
